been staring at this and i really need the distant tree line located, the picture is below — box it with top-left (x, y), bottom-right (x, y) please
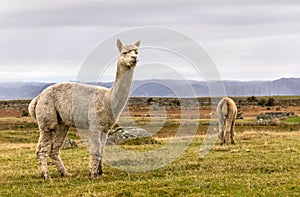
top-left (247, 96), bottom-right (275, 107)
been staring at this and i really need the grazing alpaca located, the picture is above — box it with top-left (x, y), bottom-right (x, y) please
top-left (28, 39), bottom-right (140, 179)
top-left (216, 97), bottom-right (237, 145)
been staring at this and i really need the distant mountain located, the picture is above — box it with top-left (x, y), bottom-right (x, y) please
top-left (132, 78), bottom-right (300, 97)
top-left (0, 78), bottom-right (299, 100)
top-left (0, 82), bottom-right (54, 100)
top-left (220, 78), bottom-right (300, 96)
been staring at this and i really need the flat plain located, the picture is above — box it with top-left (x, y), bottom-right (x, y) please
top-left (0, 97), bottom-right (299, 196)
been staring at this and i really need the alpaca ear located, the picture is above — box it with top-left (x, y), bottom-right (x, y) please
top-left (134, 40), bottom-right (141, 47)
top-left (117, 39), bottom-right (122, 52)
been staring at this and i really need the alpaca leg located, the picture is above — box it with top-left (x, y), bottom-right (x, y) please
top-left (49, 124), bottom-right (71, 177)
top-left (89, 154), bottom-right (100, 179)
top-left (89, 130), bottom-right (108, 178)
top-left (224, 119), bottom-right (232, 145)
top-left (224, 129), bottom-right (229, 145)
top-left (97, 160), bottom-right (103, 175)
top-left (230, 119), bottom-right (236, 145)
top-left (36, 129), bottom-right (53, 179)
top-left (218, 118), bottom-right (223, 142)
top-left (219, 118), bottom-right (226, 145)
top-left (89, 128), bottom-right (102, 178)
top-left (97, 131), bottom-right (108, 175)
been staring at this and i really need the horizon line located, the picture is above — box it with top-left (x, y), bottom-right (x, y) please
top-left (0, 77), bottom-right (299, 84)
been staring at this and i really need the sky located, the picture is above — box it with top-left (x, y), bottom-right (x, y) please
top-left (0, 0), bottom-right (300, 82)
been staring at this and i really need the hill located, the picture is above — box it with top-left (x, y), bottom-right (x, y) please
top-left (0, 78), bottom-right (299, 100)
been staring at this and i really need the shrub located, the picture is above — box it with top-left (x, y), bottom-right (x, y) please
top-left (258, 99), bottom-right (266, 106)
top-left (22, 110), bottom-right (29, 117)
top-left (266, 98), bottom-right (275, 106)
top-left (276, 107), bottom-right (281, 111)
top-left (247, 96), bottom-right (258, 103)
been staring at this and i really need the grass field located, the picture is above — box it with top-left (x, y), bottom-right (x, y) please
top-left (0, 127), bottom-right (299, 196)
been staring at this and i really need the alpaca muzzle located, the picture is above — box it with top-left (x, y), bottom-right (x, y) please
top-left (131, 57), bottom-right (138, 64)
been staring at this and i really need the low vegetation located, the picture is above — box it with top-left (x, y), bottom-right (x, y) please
top-left (0, 127), bottom-right (299, 196)
top-left (1, 96), bottom-right (300, 196)
top-left (283, 116), bottom-right (300, 125)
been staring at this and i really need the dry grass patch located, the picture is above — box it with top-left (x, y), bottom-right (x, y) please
top-left (0, 129), bottom-right (299, 196)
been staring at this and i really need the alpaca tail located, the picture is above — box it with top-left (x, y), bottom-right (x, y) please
top-left (219, 97), bottom-right (229, 117)
top-left (28, 96), bottom-right (39, 120)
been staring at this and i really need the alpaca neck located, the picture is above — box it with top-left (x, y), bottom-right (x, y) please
top-left (109, 61), bottom-right (134, 118)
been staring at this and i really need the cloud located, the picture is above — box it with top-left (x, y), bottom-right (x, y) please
top-left (204, 33), bottom-right (300, 80)
top-left (1, 1), bottom-right (300, 29)
top-left (0, 0), bottom-right (300, 82)
top-left (0, 63), bottom-right (78, 82)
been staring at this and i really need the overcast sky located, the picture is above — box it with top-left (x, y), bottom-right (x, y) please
top-left (0, 0), bottom-right (300, 82)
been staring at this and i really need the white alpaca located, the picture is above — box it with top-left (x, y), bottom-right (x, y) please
top-left (216, 97), bottom-right (237, 145)
top-left (28, 39), bottom-right (140, 179)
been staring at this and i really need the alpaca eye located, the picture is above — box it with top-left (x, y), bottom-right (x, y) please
top-left (122, 51), bottom-right (127, 55)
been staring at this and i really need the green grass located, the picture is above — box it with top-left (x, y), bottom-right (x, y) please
top-left (0, 128), bottom-right (299, 196)
top-left (0, 117), bottom-right (37, 130)
top-left (283, 116), bottom-right (300, 125)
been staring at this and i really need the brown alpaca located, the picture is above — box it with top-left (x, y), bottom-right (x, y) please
top-left (28, 39), bottom-right (140, 179)
top-left (216, 97), bottom-right (237, 145)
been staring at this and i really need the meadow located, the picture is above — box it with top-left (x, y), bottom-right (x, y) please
top-left (0, 97), bottom-right (300, 196)
top-left (0, 122), bottom-right (299, 196)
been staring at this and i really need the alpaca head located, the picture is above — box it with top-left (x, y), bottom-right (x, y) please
top-left (117, 39), bottom-right (140, 69)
